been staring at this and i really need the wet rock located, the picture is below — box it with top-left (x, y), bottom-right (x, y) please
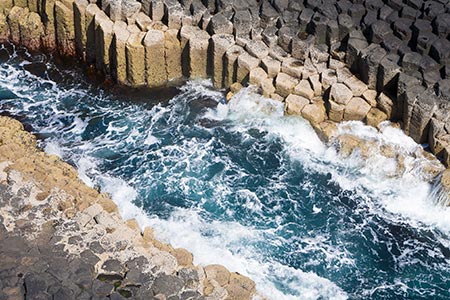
top-left (151, 274), bottom-right (184, 297)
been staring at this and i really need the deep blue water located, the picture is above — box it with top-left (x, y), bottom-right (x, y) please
top-left (1, 45), bottom-right (450, 299)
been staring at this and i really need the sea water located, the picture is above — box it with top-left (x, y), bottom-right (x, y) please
top-left (1, 45), bottom-right (449, 299)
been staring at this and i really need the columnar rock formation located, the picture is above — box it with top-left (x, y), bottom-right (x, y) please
top-left (0, 116), bottom-right (257, 299)
top-left (2, 0), bottom-right (448, 168)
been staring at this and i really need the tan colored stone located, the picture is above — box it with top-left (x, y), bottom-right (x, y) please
top-left (6, 6), bottom-right (26, 44)
top-left (95, 10), bottom-right (114, 73)
top-left (261, 57), bottom-right (281, 78)
top-left (330, 83), bottom-right (353, 105)
top-left (249, 67), bottom-right (267, 87)
top-left (180, 25), bottom-right (210, 78)
top-left (336, 67), bottom-right (353, 83)
top-left (320, 69), bottom-right (337, 90)
top-left (126, 32), bottom-right (146, 87)
top-left (0, 13), bottom-right (8, 41)
top-left (302, 101), bottom-right (326, 125)
top-left (205, 264), bottom-right (230, 287)
top-left (112, 21), bottom-right (130, 85)
top-left (237, 52), bottom-right (260, 83)
top-left (85, 3), bottom-right (101, 63)
top-left (136, 12), bottom-right (152, 31)
top-left (327, 99), bottom-right (345, 122)
top-left (344, 97), bottom-right (371, 121)
top-left (55, 0), bottom-right (76, 56)
top-left (261, 77), bottom-right (275, 98)
top-left (74, 0), bottom-right (88, 59)
top-left (294, 80), bottom-right (314, 100)
top-left (164, 29), bottom-right (182, 82)
top-left (226, 273), bottom-right (256, 300)
top-left (365, 107), bottom-right (388, 128)
top-left (309, 74), bottom-right (322, 97)
top-left (230, 82), bottom-right (243, 94)
top-left (344, 75), bottom-right (368, 97)
top-left (270, 93), bottom-right (284, 102)
top-left (362, 89), bottom-right (377, 107)
top-left (13, 0), bottom-right (27, 7)
top-left (97, 194), bottom-right (118, 213)
top-left (0, 0), bottom-right (13, 15)
top-left (224, 45), bottom-right (245, 87)
top-left (281, 57), bottom-right (303, 78)
top-left (285, 94), bottom-right (309, 116)
top-left (314, 121), bottom-right (338, 143)
top-left (275, 73), bottom-right (298, 97)
top-left (211, 34), bottom-right (235, 88)
top-left (144, 29), bottom-right (167, 88)
top-left (377, 92), bottom-right (394, 119)
top-left (125, 219), bottom-right (140, 231)
top-left (19, 12), bottom-right (44, 51)
top-left (172, 248), bottom-right (193, 267)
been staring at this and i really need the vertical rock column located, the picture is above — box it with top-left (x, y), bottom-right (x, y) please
top-left (95, 10), bottom-right (114, 75)
top-left (6, 6), bottom-right (25, 44)
top-left (112, 21), bottom-right (130, 85)
top-left (39, 0), bottom-right (57, 50)
top-left (211, 33), bottom-right (235, 88)
top-left (180, 25), bottom-right (210, 79)
top-left (224, 45), bottom-right (245, 87)
top-left (164, 28), bottom-right (182, 82)
top-left (74, 0), bottom-right (88, 60)
top-left (85, 3), bottom-right (101, 64)
top-left (126, 32), bottom-right (146, 87)
top-left (144, 29), bottom-right (167, 88)
top-left (55, 0), bottom-right (76, 57)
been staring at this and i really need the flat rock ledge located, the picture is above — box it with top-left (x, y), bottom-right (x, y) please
top-left (0, 116), bottom-right (257, 300)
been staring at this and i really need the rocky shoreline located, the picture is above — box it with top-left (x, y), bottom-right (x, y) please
top-left (0, 116), bottom-right (257, 299)
top-left (0, 0), bottom-right (450, 298)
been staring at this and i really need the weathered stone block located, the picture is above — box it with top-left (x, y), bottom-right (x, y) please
top-left (208, 13), bottom-right (233, 35)
top-left (164, 29), bottom-right (182, 82)
top-left (261, 57), bottom-right (280, 78)
top-left (13, 0), bottom-right (27, 7)
top-left (150, 0), bottom-right (165, 21)
top-left (143, 29), bottom-right (167, 88)
top-left (294, 80), bottom-right (314, 100)
top-left (281, 57), bottom-right (303, 79)
top-left (285, 94), bottom-right (309, 116)
top-left (344, 97), bottom-right (371, 121)
top-left (126, 32), bottom-right (146, 87)
top-left (291, 33), bottom-right (315, 60)
top-left (111, 21), bottom-right (130, 85)
top-left (0, 0), bottom-right (13, 15)
top-left (359, 44), bottom-right (386, 90)
top-left (378, 53), bottom-right (400, 94)
top-left (346, 37), bottom-right (368, 73)
top-left (308, 13), bottom-right (328, 45)
top-left (344, 76), bottom-right (368, 97)
top-left (95, 10), bottom-right (114, 73)
top-left (326, 99), bottom-right (345, 122)
top-left (233, 9), bottom-right (252, 38)
top-left (330, 83), bottom-right (353, 105)
top-left (224, 45), bottom-right (245, 87)
top-left (74, 0), bottom-right (88, 59)
top-left (188, 31), bottom-right (210, 79)
top-left (377, 92), bottom-right (394, 119)
top-left (236, 52), bottom-right (260, 83)
top-left (369, 20), bottom-right (392, 44)
top-left (260, 77), bottom-right (275, 98)
top-left (249, 67), bottom-right (267, 87)
top-left (211, 33), bottom-right (234, 88)
top-left (19, 11), bottom-right (44, 51)
top-left (430, 38), bottom-right (450, 65)
top-left (0, 13), bottom-right (9, 42)
top-left (261, 26), bottom-right (278, 48)
top-left (409, 89), bottom-right (438, 143)
top-left (302, 101), bottom-right (326, 125)
top-left (7, 6), bottom-right (26, 44)
top-left (275, 72), bottom-right (298, 97)
top-left (135, 12), bottom-right (152, 31)
top-left (309, 74), bottom-right (322, 97)
top-left (245, 40), bottom-right (269, 60)
top-left (85, 3), bottom-right (101, 63)
top-left (366, 107), bottom-right (388, 127)
top-left (320, 69), bottom-right (337, 90)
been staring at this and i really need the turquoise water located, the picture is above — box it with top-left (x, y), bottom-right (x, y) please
top-left (1, 45), bottom-right (450, 299)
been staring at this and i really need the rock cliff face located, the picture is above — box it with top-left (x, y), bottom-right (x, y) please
top-left (0, 0), bottom-right (448, 168)
top-left (0, 116), bottom-right (257, 299)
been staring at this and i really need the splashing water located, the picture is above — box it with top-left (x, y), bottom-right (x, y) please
top-left (1, 46), bottom-right (450, 299)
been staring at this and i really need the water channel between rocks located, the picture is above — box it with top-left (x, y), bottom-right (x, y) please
top-left (1, 46), bottom-right (449, 300)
